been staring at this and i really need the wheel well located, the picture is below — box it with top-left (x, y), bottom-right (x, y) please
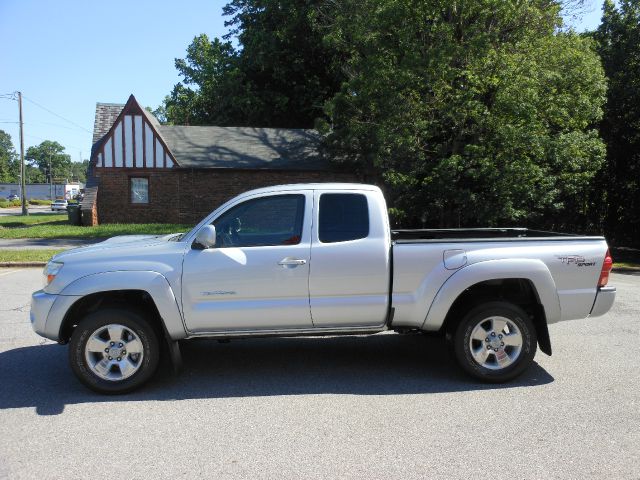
top-left (59, 290), bottom-right (166, 344)
top-left (441, 278), bottom-right (552, 355)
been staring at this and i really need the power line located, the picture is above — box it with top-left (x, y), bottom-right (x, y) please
top-left (28, 120), bottom-right (93, 133)
top-left (24, 133), bottom-right (86, 152)
top-left (22, 95), bottom-right (92, 134)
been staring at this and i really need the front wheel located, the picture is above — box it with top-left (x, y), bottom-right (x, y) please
top-left (69, 308), bottom-right (160, 394)
top-left (453, 301), bottom-right (537, 383)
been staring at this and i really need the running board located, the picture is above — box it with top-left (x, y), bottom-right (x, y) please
top-left (185, 324), bottom-right (389, 340)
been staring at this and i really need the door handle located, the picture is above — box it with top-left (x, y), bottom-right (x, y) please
top-left (278, 258), bottom-right (307, 267)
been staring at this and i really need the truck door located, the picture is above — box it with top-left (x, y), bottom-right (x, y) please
top-left (309, 190), bottom-right (391, 327)
top-left (182, 192), bottom-right (313, 332)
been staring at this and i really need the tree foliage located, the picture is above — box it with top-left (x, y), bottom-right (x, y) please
top-left (0, 130), bottom-right (17, 183)
top-left (70, 160), bottom-right (89, 183)
top-left (319, 0), bottom-right (607, 228)
top-left (0, 134), bottom-right (86, 185)
top-left (25, 140), bottom-right (72, 183)
top-left (160, 0), bottom-right (613, 234)
top-left (593, 0), bottom-right (640, 246)
top-left (161, 0), bottom-right (342, 128)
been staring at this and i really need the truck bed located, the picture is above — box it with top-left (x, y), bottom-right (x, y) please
top-left (392, 228), bottom-right (602, 242)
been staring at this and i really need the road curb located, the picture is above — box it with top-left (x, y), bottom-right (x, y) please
top-left (0, 262), bottom-right (46, 268)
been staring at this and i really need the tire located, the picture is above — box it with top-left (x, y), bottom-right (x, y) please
top-left (453, 301), bottom-right (537, 383)
top-left (69, 308), bottom-right (160, 394)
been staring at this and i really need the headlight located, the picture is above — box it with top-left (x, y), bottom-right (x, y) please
top-left (43, 261), bottom-right (64, 287)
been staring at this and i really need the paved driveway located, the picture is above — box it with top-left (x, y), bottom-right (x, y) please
top-left (0, 270), bottom-right (638, 479)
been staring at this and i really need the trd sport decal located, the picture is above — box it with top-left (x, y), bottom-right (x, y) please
top-left (557, 255), bottom-right (596, 267)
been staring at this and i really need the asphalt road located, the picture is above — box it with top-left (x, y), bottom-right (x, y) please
top-left (0, 206), bottom-right (59, 216)
top-left (0, 270), bottom-right (638, 479)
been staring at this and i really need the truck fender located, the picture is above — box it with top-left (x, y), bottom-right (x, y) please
top-left (422, 258), bottom-right (561, 331)
top-left (59, 271), bottom-right (187, 340)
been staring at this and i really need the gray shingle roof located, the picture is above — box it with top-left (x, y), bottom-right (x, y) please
top-left (157, 126), bottom-right (326, 170)
top-left (91, 98), bottom-right (326, 171)
top-left (92, 103), bottom-right (124, 144)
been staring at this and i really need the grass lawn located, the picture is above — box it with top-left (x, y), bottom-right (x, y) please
top-left (0, 213), bottom-right (190, 239)
top-left (0, 213), bottom-right (68, 226)
top-left (0, 249), bottom-right (64, 263)
top-left (613, 262), bottom-right (640, 269)
top-left (610, 247), bottom-right (640, 269)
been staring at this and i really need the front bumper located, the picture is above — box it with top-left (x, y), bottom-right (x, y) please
top-left (30, 290), bottom-right (81, 342)
top-left (589, 286), bottom-right (616, 318)
top-left (30, 290), bottom-right (57, 339)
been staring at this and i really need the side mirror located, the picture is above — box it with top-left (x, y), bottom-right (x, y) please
top-left (193, 225), bottom-right (217, 250)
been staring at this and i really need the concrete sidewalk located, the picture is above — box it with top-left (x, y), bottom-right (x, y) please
top-left (0, 238), bottom-right (106, 250)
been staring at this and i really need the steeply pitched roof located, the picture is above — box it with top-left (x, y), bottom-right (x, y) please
top-left (157, 126), bottom-right (326, 170)
top-left (91, 95), bottom-right (326, 171)
top-left (92, 103), bottom-right (124, 144)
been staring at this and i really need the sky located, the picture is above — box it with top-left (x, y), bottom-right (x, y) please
top-left (0, 0), bottom-right (606, 164)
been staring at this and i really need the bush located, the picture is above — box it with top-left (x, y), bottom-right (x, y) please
top-left (0, 198), bottom-right (55, 207)
top-left (0, 200), bottom-right (22, 208)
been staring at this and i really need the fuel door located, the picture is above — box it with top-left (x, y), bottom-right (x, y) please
top-left (443, 249), bottom-right (467, 270)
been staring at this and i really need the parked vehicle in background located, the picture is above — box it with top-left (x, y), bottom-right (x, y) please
top-left (7, 194), bottom-right (19, 201)
top-left (30, 183), bottom-right (616, 394)
top-left (50, 199), bottom-right (68, 211)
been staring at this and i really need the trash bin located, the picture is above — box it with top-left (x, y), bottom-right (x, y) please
top-left (67, 204), bottom-right (81, 225)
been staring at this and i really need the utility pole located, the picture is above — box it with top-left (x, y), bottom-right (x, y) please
top-left (18, 92), bottom-right (28, 216)
top-left (49, 152), bottom-right (53, 201)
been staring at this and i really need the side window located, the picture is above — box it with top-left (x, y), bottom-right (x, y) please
top-left (130, 177), bottom-right (149, 204)
top-left (319, 193), bottom-right (369, 243)
top-left (213, 194), bottom-right (305, 248)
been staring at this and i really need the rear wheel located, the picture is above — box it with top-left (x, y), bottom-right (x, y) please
top-left (69, 308), bottom-right (160, 394)
top-left (453, 301), bottom-right (537, 382)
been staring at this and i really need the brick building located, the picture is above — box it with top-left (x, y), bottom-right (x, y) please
top-left (82, 95), bottom-right (356, 226)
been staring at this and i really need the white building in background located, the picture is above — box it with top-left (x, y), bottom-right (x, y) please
top-left (0, 182), bottom-right (83, 200)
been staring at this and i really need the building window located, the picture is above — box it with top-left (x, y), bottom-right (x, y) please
top-left (130, 177), bottom-right (149, 204)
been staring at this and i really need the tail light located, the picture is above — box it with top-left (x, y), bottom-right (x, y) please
top-left (598, 249), bottom-right (613, 287)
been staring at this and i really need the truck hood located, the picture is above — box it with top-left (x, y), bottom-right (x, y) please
top-left (45, 233), bottom-right (188, 296)
top-left (52, 234), bottom-right (182, 261)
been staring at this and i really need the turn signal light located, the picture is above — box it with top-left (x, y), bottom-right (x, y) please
top-left (598, 249), bottom-right (613, 287)
top-left (43, 261), bottom-right (64, 287)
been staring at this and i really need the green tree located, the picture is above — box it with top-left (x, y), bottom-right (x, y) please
top-left (162, 36), bottom-right (240, 125)
top-left (25, 140), bottom-right (72, 183)
top-left (70, 160), bottom-right (89, 183)
top-left (319, 0), bottom-right (607, 229)
top-left (593, 0), bottom-right (640, 246)
top-left (161, 0), bottom-right (343, 128)
top-left (24, 165), bottom-right (45, 184)
top-left (0, 130), bottom-right (17, 183)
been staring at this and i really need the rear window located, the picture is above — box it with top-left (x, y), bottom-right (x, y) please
top-left (319, 193), bottom-right (369, 243)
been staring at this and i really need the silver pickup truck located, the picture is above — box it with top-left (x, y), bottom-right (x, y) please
top-left (31, 183), bottom-right (616, 393)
